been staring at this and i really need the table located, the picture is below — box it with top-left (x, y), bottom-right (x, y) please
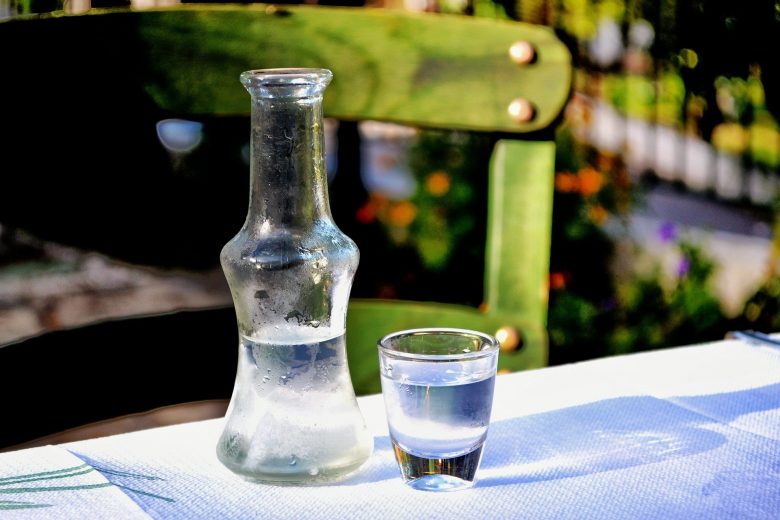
top-left (1, 337), bottom-right (779, 519)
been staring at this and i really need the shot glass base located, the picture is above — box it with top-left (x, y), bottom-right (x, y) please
top-left (407, 473), bottom-right (476, 491)
top-left (392, 441), bottom-right (483, 492)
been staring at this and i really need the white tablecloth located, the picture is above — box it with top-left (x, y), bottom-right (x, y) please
top-left (2, 337), bottom-right (779, 519)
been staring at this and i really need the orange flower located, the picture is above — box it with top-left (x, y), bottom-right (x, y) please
top-left (426, 171), bottom-right (451, 197)
top-left (578, 167), bottom-right (604, 197)
top-left (356, 194), bottom-right (387, 224)
top-left (555, 172), bottom-right (579, 192)
top-left (388, 201), bottom-right (417, 227)
top-left (549, 272), bottom-right (567, 290)
top-left (595, 153), bottom-right (615, 172)
top-left (355, 203), bottom-right (375, 224)
top-left (587, 204), bottom-right (609, 224)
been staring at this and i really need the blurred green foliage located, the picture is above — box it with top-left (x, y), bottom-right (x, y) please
top-left (547, 127), bottom-right (736, 363)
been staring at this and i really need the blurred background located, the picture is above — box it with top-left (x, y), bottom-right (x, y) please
top-left (1, 0), bottom-right (778, 366)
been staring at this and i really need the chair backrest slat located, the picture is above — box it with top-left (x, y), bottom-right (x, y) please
top-left (1, 6), bottom-right (571, 132)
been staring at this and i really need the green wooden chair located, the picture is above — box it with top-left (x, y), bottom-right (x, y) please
top-left (0, 6), bottom-right (570, 446)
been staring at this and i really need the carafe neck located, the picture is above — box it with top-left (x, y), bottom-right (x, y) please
top-left (242, 69), bottom-right (333, 230)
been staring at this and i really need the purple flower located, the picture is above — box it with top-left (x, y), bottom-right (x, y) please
top-left (677, 256), bottom-right (691, 278)
top-left (601, 297), bottom-right (618, 311)
top-left (658, 221), bottom-right (678, 244)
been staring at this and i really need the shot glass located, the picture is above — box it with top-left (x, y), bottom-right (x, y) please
top-left (377, 328), bottom-right (499, 491)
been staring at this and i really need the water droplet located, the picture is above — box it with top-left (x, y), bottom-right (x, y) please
top-left (308, 467), bottom-right (319, 476)
top-left (386, 364), bottom-right (393, 373)
top-left (462, 348), bottom-right (471, 353)
top-left (262, 375), bottom-right (270, 383)
top-left (266, 368), bottom-right (271, 373)
top-left (289, 455), bottom-right (297, 466)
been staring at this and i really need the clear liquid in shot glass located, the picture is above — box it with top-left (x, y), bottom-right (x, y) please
top-left (380, 358), bottom-right (496, 491)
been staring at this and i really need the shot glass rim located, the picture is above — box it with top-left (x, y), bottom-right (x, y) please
top-left (377, 327), bottom-right (499, 362)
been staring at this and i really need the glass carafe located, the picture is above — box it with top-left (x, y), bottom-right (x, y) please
top-left (217, 68), bottom-right (372, 483)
